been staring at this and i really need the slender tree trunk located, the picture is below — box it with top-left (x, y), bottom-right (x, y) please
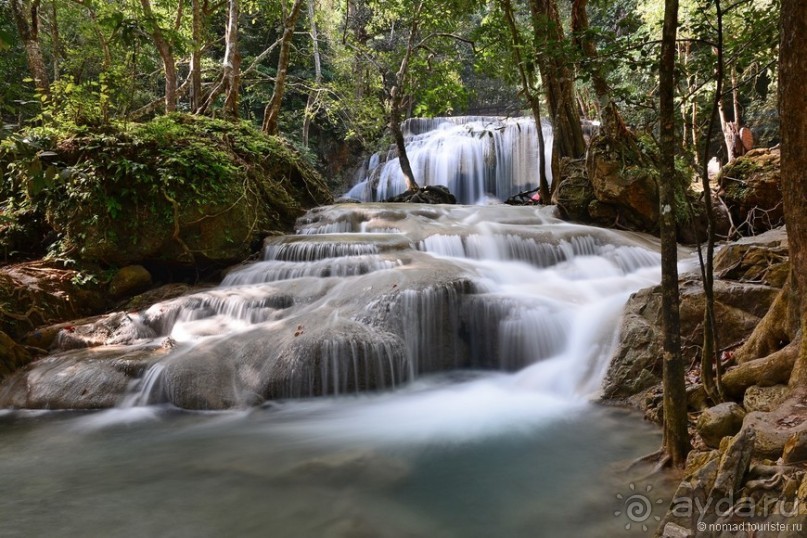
top-left (696, 0), bottom-right (725, 403)
top-left (222, 0), bottom-right (241, 117)
top-left (659, 0), bottom-right (690, 467)
top-left (10, 0), bottom-right (50, 97)
top-left (140, 0), bottom-right (177, 112)
top-left (263, 0), bottom-right (305, 134)
top-left (382, 1), bottom-right (424, 192)
top-left (49, 0), bottom-right (60, 81)
top-left (189, 0), bottom-right (203, 112)
top-left (501, 0), bottom-right (549, 201)
top-left (302, 0), bottom-right (322, 147)
top-left (570, 0), bottom-right (629, 142)
top-left (528, 0), bottom-right (586, 161)
top-left (781, 1), bottom-right (807, 388)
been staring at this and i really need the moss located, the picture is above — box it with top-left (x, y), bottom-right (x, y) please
top-left (0, 114), bottom-right (333, 268)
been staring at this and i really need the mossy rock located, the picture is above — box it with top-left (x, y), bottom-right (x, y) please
top-left (1, 114), bottom-right (333, 268)
top-left (717, 147), bottom-right (783, 235)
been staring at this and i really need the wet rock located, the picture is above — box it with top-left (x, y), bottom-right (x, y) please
top-left (743, 384), bottom-right (790, 412)
top-left (717, 147), bottom-right (783, 235)
top-left (0, 330), bottom-right (32, 380)
top-left (603, 278), bottom-right (778, 400)
top-left (384, 185), bottom-right (457, 204)
top-left (697, 402), bottom-right (746, 449)
top-left (278, 450), bottom-right (409, 487)
top-left (108, 265), bottom-right (153, 299)
top-left (0, 345), bottom-right (169, 408)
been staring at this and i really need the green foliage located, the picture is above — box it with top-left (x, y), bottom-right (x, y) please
top-left (0, 114), bottom-right (329, 263)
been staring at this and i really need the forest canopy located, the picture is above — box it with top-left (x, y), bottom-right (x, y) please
top-left (0, 0), bottom-right (781, 172)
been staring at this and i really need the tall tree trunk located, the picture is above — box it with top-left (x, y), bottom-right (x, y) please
top-left (659, 0), bottom-right (690, 467)
top-left (302, 0), bottom-right (322, 147)
top-left (384, 1), bottom-right (424, 192)
top-left (222, 0), bottom-right (241, 117)
top-left (570, 0), bottom-right (629, 142)
top-left (140, 0), bottom-right (177, 112)
top-left (10, 0), bottom-right (50, 97)
top-left (528, 0), bottom-right (586, 162)
top-left (782, 1), bottom-right (807, 388)
top-left (189, 0), bottom-right (203, 112)
top-left (263, 0), bottom-right (305, 135)
top-left (49, 0), bottom-right (60, 81)
top-left (500, 0), bottom-right (549, 201)
top-left (697, 0), bottom-right (725, 403)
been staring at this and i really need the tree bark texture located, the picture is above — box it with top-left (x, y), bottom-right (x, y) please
top-left (222, 0), bottom-right (241, 117)
top-left (527, 0), bottom-right (586, 161)
top-left (140, 0), bottom-right (177, 112)
top-left (263, 0), bottom-right (305, 134)
top-left (781, 1), bottom-right (807, 387)
top-left (659, 0), bottom-right (690, 467)
top-left (10, 0), bottom-right (50, 97)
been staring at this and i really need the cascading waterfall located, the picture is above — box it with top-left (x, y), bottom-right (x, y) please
top-left (346, 116), bottom-right (553, 204)
top-left (0, 123), bottom-right (677, 538)
top-left (90, 202), bottom-right (663, 410)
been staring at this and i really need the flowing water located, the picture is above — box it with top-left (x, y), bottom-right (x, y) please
top-left (346, 117), bottom-right (552, 204)
top-left (0, 117), bottom-right (678, 537)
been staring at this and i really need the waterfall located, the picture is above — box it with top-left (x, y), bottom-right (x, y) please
top-left (346, 116), bottom-right (553, 204)
top-left (85, 203), bottom-right (660, 410)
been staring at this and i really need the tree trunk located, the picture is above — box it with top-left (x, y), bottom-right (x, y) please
top-left (140, 0), bottom-right (177, 112)
top-left (659, 0), bottom-right (690, 467)
top-left (570, 0), bottom-right (629, 142)
top-left (500, 0), bottom-right (549, 201)
top-left (383, 1), bottom-right (424, 192)
top-left (302, 0), bottom-right (322, 147)
top-left (10, 0), bottom-right (50, 97)
top-left (528, 0), bottom-right (586, 162)
top-left (222, 0), bottom-right (241, 117)
top-left (781, 1), bottom-right (807, 388)
top-left (693, 0), bottom-right (726, 404)
top-left (189, 0), bottom-right (203, 112)
top-left (263, 0), bottom-right (305, 135)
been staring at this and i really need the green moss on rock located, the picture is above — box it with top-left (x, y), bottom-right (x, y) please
top-left (1, 114), bottom-right (333, 267)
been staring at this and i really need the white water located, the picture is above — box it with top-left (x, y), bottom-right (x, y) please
top-left (346, 116), bottom-right (553, 204)
top-left (0, 119), bottom-right (679, 537)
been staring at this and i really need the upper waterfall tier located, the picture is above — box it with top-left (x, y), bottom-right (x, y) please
top-left (345, 116), bottom-right (553, 204)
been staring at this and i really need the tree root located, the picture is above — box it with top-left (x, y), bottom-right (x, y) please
top-left (722, 340), bottom-right (799, 398)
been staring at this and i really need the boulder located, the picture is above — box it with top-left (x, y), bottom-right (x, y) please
top-left (697, 402), bottom-right (747, 448)
top-left (586, 136), bottom-right (659, 231)
top-left (0, 261), bottom-right (107, 340)
top-left (108, 265), bottom-right (153, 299)
top-left (717, 147), bottom-right (783, 235)
top-left (385, 185), bottom-right (456, 204)
top-left (714, 229), bottom-right (789, 288)
top-left (0, 345), bottom-right (168, 409)
top-left (602, 278), bottom-right (779, 400)
top-left (742, 392), bottom-right (807, 458)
